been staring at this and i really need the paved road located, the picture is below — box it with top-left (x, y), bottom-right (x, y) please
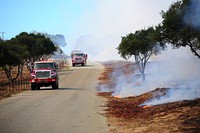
top-left (0, 61), bottom-right (108, 133)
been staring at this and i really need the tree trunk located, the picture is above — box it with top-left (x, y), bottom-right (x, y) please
top-left (2, 66), bottom-right (12, 83)
top-left (1, 65), bottom-right (21, 83)
top-left (135, 59), bottom-right (146, 82)
top-left (19, 63), bottom-right (24, 79)
top-left (188, 43), bottom-right (200, 59)
top-left (141, 72), bottom-right (145, 81)
top-left (12, 64), bottom-right (20, 82)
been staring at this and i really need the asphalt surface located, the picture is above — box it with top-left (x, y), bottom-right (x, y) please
top-left (0, 61), bottom-right (108, 133)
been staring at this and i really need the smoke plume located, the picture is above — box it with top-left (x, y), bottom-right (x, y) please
top-left (44, 34), bottom-right (67, 47)
top-left (184, 0), bottom-right (200, 30)
top-left (66, 0), bottom-right (176, 61)
top-left (32, 31), bottom-right (67, 47)
top-left (42, 33), bottom-right (67, 64)
top-left (103, 46), bottom-right (200, 105)
top-left (74, 34), bottom-right (121, 61)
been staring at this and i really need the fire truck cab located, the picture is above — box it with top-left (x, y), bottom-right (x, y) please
top-left (30, 61), bottom-right (59, 90)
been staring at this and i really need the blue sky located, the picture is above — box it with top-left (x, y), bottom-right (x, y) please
top-left (0, 0), bottom-right (84, 38)
top-left (0, 0), bottom-right (177, 60)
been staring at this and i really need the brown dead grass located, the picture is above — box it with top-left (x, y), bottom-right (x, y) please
top-left (0, 66), bottom-right (30, 99)
top-left (98, 61), bottom-right (200, 133)
top-left (98, 67), bottom-right (113, 83)
top-left (0, 66), bottom-right (30, 82)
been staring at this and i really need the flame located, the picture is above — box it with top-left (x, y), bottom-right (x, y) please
top-left (114, 95), bottom-right (121, 99)
top-left (142, 105), bottom-right (152, 109)
top-left (127, 95), bottom-right (133, 98)
top-left (113, 95), bottom-right (133, 99)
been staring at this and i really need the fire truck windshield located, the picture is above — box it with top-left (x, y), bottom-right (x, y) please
top-left (34, 63), bottom-right (54, 70)
top-left (75, 53), bottom-right (84, 56)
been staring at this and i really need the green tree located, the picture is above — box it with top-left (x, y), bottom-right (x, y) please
top-left (0, 40), bottom-right (23, 82)
top-left (161, 0), bottom-right (200, 58)
top-left (13, 32), bottom-right (57, 63)
top-left (117, 27), bottom-right (163, 81)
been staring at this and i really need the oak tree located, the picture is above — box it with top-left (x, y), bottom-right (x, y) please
top-left (117, 27), bottom-right (163, 81)
top-left (161, 0), bottom-right (200, 59)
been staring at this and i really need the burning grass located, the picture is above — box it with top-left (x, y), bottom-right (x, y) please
top-left (98, 61), bottom-right (200, 133)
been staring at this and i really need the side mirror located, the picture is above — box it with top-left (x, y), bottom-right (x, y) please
top-left (55, 63), bottom-right (59, 69)
top-left (27, 66), bottom-right (32, 72)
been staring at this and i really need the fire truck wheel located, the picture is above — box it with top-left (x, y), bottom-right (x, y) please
top-left (81, 63), bottom-right (84, 66)
top-left (31, 84), bottom-right (36, 90)
top-left (52, 82), bottom-right (59, 89)
top-left (72, 63), bottom-right (75, 67)
top-left (36, 86), bottom-right (40, 90)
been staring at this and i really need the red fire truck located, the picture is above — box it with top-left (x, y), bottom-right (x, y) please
top-left (30, 61), bottom-right (59, 90)
top-left (71, 49), bottom-right (87, 67)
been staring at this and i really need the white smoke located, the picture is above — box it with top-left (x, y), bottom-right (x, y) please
top-left (184, 0), bottom-right (200, 30)
top-left (32, 31), bottom-right (67, 47)
top-left (74, 34), bottom-right (121, 61)
top-left (142, 46), bottom-right (200, 105)
top-left (42, 33), bottom-right (67, 64)
top-left (45, 34), bottom-right (67, 47)
top-left (143, 84), bottom-right (200, 106)
top-left (107, 46), bottom-right (200, 105)
top-left (65, 0), bottom-right (177, 61)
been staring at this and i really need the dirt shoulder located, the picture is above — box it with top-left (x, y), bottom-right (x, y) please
top-left (97, 61), bottom-right (200, 133)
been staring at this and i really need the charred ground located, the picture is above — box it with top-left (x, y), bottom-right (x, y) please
top-left (97, 61), bottom-right (200, 133)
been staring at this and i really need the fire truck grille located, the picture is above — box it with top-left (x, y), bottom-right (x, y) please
top-left (36, 71), bottom-right (51, 78)
top-left (76, 58), bottom-right (82, 61)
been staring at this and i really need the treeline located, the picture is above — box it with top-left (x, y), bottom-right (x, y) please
top-left (0, 32), bottom-right (58, 83)
top-left (117, 0), bottom-right (200, 81)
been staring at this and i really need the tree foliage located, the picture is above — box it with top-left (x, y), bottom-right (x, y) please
top-left (117, 27), bottom-right (163, 81)
top-left (13, 32), bottom-right (57, 62)
top-left (0, 40), bottom-right (23, 82)
top-left (161, 0), bottom-right (200, 58)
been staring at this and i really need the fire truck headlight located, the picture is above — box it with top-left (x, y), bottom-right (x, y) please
top-left (51, 74), bottom-right (57, 78)
top-left (31, 75), bottom-right (36, 79)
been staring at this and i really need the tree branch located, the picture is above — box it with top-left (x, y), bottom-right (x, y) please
top-left (188, 42), bottom-right (200, 59)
